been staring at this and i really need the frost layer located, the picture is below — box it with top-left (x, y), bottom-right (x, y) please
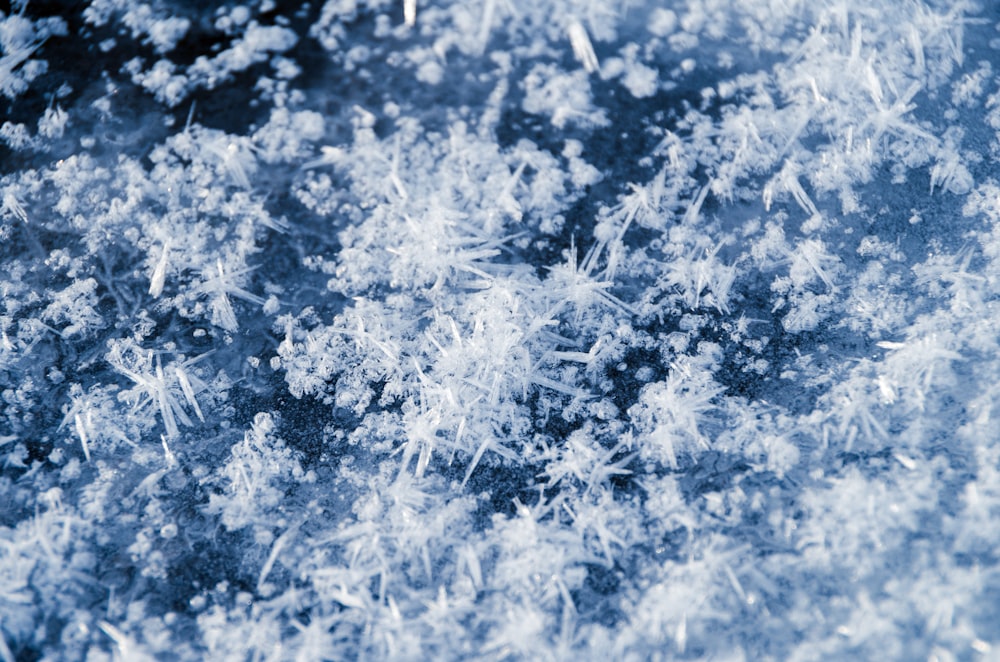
top-left (2, 0), bottom-right (1000, 660)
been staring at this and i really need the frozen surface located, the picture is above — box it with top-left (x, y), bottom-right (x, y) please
top-left (2, 0), bottom-right (1000, 659)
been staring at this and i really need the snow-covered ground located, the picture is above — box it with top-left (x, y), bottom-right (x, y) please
top-left (2, 0), bottom-right (1000, 659)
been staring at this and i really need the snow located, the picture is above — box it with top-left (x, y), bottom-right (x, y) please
top-left (2, 0), bottom-right (1000, 659)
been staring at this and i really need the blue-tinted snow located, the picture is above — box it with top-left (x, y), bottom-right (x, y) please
top-left (2, 0), bottom-right (1000, 659)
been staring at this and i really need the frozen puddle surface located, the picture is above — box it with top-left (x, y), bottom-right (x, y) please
top-left (2, 1), bottom-right (1000, 659)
